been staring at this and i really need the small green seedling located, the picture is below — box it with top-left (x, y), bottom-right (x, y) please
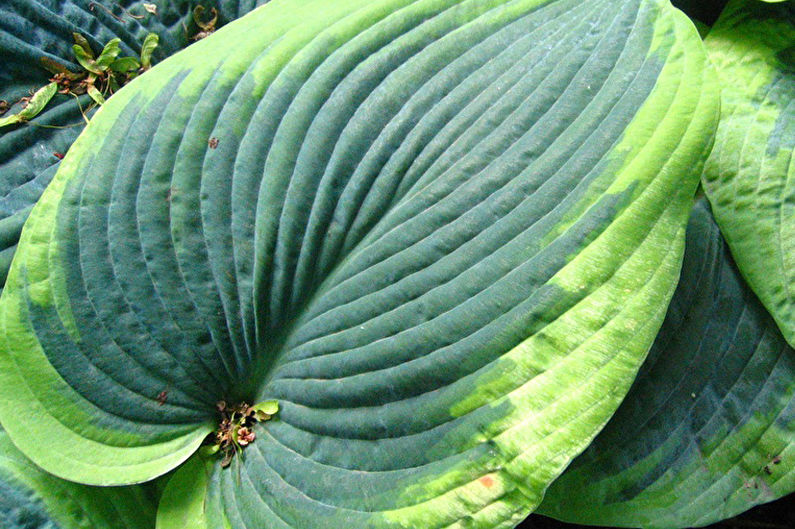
top-left (44, 32), bottom-right (161, 107)
top-left (2, 27), bottom-right (161, 132)
top-left (139, 33), bottom-right (159, 70)
top-left (1, 31), bottom-right (163, 131)
top-left (0, 83), bottom-right (58, 129)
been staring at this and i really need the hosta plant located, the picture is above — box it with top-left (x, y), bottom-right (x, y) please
top-left (0, 0), bottom-right (270, 292)
top-left (0, 0), bottom-right (791, 528)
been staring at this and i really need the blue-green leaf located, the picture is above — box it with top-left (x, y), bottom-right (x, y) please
top-left (538, 200), bottom-right (795, 528)
top-left (701, 0), bottom-right (795, 346)
top-left (0, 0), bottom-right (718, 527)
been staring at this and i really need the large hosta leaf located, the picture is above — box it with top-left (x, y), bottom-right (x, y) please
top-left (0, 0), bottom-right (269, 291)
top-left (701, 0), bottom-right (795, 346)
top-left (0, 0), bottom-right (718, 526)
top-left (0, 426), bottom-right (157, 529)
top-left (537, 199), bottom-right (795, 528)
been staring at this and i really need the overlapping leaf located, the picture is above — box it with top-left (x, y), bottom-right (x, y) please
top-left (0, 0), bottom-right (718, 527)
top-left (701, 0), bottom-right (795, 346)
top-left (0, 0), bottom-right (269, 292)
top-left (537, 199), bottom-right (795, 528)
top-left (0, 426), bottom-right (157, 529)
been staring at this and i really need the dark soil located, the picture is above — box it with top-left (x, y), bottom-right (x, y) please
top-left (520, 493), bottom-right (794, 529)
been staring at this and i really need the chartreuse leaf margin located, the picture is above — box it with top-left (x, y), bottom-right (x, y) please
top-left (0, 426), bottom-right (156, 529)
top-left (0, 0), bottom-right (718, 527)
top-left (537, 199), bottom-right (795, 528)
top-left (701, 0), bottom-right (795, 346)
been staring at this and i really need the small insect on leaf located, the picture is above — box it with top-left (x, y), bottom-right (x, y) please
top-left (156, 390), bottom-right (168, 405)
top-left (208, 137), bottom-right (219, 149)
top-left (95, 38), bottom-right (122, 71)
top-left (53, 152), bottom-right (65, 160)
top-left (140, 33), bottom-right (159, 70)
